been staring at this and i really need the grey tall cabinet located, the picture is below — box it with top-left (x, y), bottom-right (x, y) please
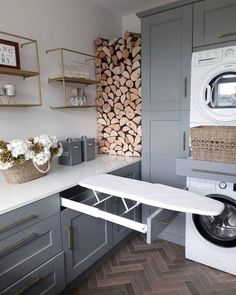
top-left (139, 4), bottom-right (193, 188)
top-left (138, 2), bottom-right (195, 245)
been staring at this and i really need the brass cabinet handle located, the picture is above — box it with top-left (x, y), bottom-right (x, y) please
top-left (183, 132), bottom-right (186, 151)
top-left (68, 225), bottom-right (73, 250)
top-left (0, 233), bottom-right (39, 258)
top-left (184, 77), bottom-right (188, 98)
top-left (218, 32), bottom-right (236, 38)
top-left (16, 276), bottom-right (42, 295)
top-left (0, 214), bottom-right (37, 234)
top-left (192, 168), bottom-right (236, 177)
top-left (160, 212), bottom-right (179, 225)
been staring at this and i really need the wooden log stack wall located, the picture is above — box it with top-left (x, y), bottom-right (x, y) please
top-left (95, 31), bottom-right (141, 157)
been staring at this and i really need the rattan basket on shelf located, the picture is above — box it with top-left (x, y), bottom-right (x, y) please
top-left (190, 126), bottom-right (236, 164)
top-left (2, 159), bottom-right (51, 184)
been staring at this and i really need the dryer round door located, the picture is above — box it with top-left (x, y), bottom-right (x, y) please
top-left (193, 194), bottom-right (236, 247)
top-left (197, 66), bottom-right (236, 123)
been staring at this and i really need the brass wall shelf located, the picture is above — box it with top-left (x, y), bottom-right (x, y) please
top-left (46, 47), bottom-right (100, 109)
top-left (0, 104), bottom-right (42, 107)
top-left (48, 76), bottom-right (98, 85)
top-left (0, 31), bottom-right (42, 107)
top-left (50, 105), bottom-right (96, 110)
top-left (0, 67), bottom-right (39, 78)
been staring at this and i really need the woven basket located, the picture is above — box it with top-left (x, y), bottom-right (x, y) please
top-left (190, 126), bottom-right (236, 164)
top-left (2, 159), bottom-right (51, 184)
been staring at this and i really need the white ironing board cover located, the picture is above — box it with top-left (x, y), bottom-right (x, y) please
top-left (79, 174), bottom-right (224, 216)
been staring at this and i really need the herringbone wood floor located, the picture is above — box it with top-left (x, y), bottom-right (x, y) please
top-left (65, 234), bottom-right (236, 295)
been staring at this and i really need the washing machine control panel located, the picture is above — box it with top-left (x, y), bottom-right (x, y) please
top-left (194, 49), bottom-right (222, 66)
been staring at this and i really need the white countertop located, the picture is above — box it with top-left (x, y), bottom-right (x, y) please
top-left (0, 155), bottom-right (141, 215)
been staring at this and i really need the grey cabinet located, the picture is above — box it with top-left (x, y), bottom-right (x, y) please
top-left (2, 252), bottom-right (65, 295)
top-left (0, 214), bottom-right (62, 292)
top-left (142, 111), bottom-right (189, 188)
top-left (110, 162), bottom-right (141, 245)
top-left (0, 194), bottom-right (60, 241)
top-left (194, 0), bottom-right (236, 47)
top-left (141, 5), bottom-right (192, 112)
top-left (61, 188), bottom-right (112, 283)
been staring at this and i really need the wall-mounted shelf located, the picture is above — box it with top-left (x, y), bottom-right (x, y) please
top-left (46, 47), bottom-right (100, 109)
top-left (0, 67), bottom-right (39, 78)
top-left (48, 76), bottom-right (98, 85)
top-left (0, 31), bottom-right (42, 107)
top-left (50, 105), bottom-right (96, 110)
top-left (0, 103), bottom-right (41, 108)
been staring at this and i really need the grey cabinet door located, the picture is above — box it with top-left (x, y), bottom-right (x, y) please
top-left (61, 190), bottom-right (112, 284)
top-left (110, 162), bottom-right (141, 245)
top-left (2, 252), bottom-right (65, 295)
top-left (142, 111), bottom-right (187, 188)
top-left (141, 5), bottom-right (192, 112)
top-left (194, 0), bottom-right (236, 47)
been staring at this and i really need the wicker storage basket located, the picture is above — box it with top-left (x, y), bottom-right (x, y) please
top-left (190, 126), bottom-right (236, 164)
top-left (2, 159), bottom-right (51, 184)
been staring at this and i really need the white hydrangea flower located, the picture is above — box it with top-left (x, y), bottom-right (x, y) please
top-left (7, 139), bottom-right (32, 159)
top-left (54, 143), bottom-right (63, 158)
top-left (33, 135), bottom-right (58, 149)
top-left (32, 150), bottom-right (51, 166)
top-left (0, 161), bottom-right (14, 170)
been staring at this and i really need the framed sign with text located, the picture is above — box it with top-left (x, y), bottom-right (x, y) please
top-left (0, 39), bottom-right (20, 69)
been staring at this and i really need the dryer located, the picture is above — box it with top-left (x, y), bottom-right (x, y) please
top-left (190, 46), bottom-right (236, 126)
top-left (186, 177), bottom-right (236, 275)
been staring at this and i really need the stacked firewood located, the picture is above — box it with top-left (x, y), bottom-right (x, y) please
top-left (95, 31), bottom-right (141, 156)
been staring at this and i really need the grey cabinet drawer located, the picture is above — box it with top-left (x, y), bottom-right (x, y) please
top-left (1, 252), bottom-right (65, 295)
top-left (0, 213), bottom-right (62, 291)
top-left (147, 208), bottom-right (179, 244)
top-left (176, 158), bottom-right (236, 182)
top-left (194, 0), bottom-right (236, 47)
top-left (0, 194), bottom-right (60, 241)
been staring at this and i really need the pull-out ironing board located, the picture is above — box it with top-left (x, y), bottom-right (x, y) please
top-left (61, 174), bottom-right (224, 244)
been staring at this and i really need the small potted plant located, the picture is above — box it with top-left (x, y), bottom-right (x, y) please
top-left (0, 135), bottom-right (63, 184)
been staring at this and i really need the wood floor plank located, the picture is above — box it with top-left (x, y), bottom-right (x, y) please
top-left (64, 234), bottom-right (236, 295)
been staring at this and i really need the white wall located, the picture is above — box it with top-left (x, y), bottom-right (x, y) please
top-left (0, 0), bottom-right (121, 141)
top-left (122, 14), bottom-right (141, 34)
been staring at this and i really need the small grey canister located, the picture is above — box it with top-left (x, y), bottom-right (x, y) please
top-left (81, 136), bottom-right (95, 162)
top-left (59, 138), bottom-right (82, 166)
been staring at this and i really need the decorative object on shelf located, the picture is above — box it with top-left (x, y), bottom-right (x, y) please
top-left (0, 31), bottom-right (42, 107)
top-left (0, 39), bottom-right (20, 69)
top-left (190, 126), bottom-right (236, 164)
top-left (46, 47), bottom-right (100, 109)
top-left (0, 135), bottom-right (63, 184)
top-left (4, 84), bottom-right (16, 96)
top-left (94, 31), bottom-right (141, 157)
top-left (0, 84), bottom-right (17, 105)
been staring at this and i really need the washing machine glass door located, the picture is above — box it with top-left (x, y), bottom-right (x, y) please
top-left (208, 72), bottom-right (236, 109)
top-left (199, 70), bottom-right (236, 123)
top-left (193, 194), bottom-right (236, 247)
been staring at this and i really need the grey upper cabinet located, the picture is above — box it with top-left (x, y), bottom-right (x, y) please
top-left (141, 5), bottom-right (192, 112)
top-left (61, 189), bottom-right (112, 284)
top-left (194, 0), bottom-right (236, 47)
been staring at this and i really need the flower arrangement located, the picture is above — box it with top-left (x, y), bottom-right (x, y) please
top-left (0, 135), bottom-right (63, 170)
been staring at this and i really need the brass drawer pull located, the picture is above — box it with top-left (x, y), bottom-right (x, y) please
top-left (160, 212), bottom-right (179, 225)
top-left (16, 276), bottom-right (42, 295)
top-left (218, 32), bottom-right (236, 38)
top-left (0, 214), bottom-right (37, 234)
top-left (0, 233), bottom-right (39, 258)
top-left (184, 77), bottom-right (188, 98)
top-left (192, 168), bottom-right (236, 177)
top-left (183, 132), bottom-right (186, 151)
top-left (68, 225), bottom-right (73, 250)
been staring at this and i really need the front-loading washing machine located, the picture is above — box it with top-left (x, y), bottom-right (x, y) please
top-left (190, 46), bottom-right (236, 126)
top-left (186, 177), bottom-right (236, 275)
